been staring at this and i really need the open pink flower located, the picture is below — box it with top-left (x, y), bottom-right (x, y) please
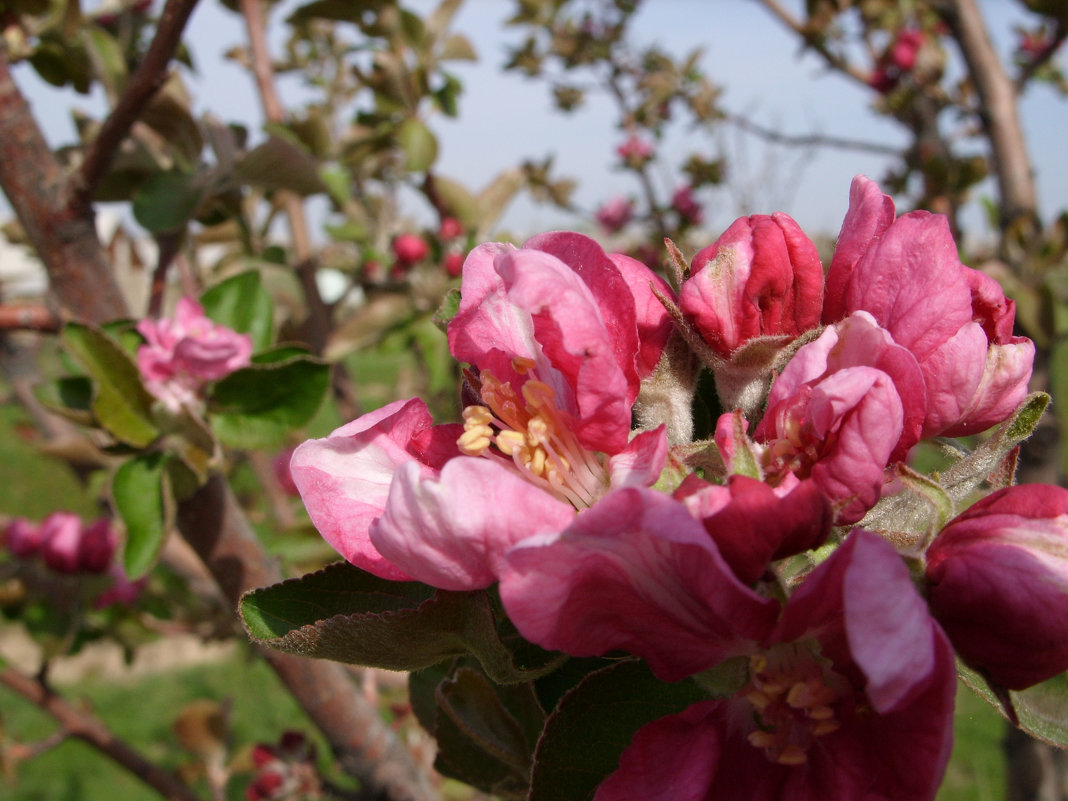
top-left (823, 176), bottom-right (1032, 438)
top-left (926, 484), bottom-right (1068, 690)
top-left (137, 297), bottom-right (252, 411)
top-left (754, 312), bottom-right (926, 523)
top-left (292, 233), bottom-right (671, 589)
top-left (679, 213), bottom-right (824, 358)
top-left (588, 530), bottom-right (955, 801)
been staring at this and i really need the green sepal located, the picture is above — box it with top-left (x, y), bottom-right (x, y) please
top-left (959, 661), bottom-right (1068, 749)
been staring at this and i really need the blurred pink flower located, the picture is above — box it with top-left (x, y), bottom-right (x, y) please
top-left (137, 297), bottom-right (253, 411)
top-left (595, 196), bottom-right (635, 233)
top-left (672, 185), bottom-right (703, 226)
top-left (392, 233), bottom-right (430, 264)
top-left (5, 517), bottom-right (43, 558)
top-left (39, 511), bottom-right (85, 574)
top-left (617, 135), bottom-right (654, 167)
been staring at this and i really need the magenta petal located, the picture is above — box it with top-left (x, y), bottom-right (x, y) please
top-left (370, 457), bottom-right (575, 591)
top-left (594, 701), bottom-right (722, 801)
top-left (777, 530), bottom-right (940, 713)
top-left (608, 252), bottom-right (673, 378)
top-left (500, 487), bottom-right (779, 681)
top-left (289, 398), bottom-right (445, 581)
top-left (823, 175), bottom-right (897, 323)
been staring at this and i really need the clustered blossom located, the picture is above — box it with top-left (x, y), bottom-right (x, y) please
top-left (137, 297), bottom-right (252, 411)
top-left (291, 175), bottom-right (1054, 800)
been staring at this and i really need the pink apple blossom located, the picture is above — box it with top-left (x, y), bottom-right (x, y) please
top-left (589, 530), bottom-right (955, 801)
top-left (39, 511), bottom-right (86, 574)
top-left (617, 135), bottom-right (654, 167)
top-left (137, 297), bottom-right (253, 411)
top-left (823, 175), bottom-right (1033, 437)
top-left (926, 484), bottom-right (1068, 690)
top-left (754, 312), bottom-right (927, 523)
top-left (292, 233), bottom-right (671, 589)
top-left (5, 517), bottom-right (43, 558)
top-left (672, 185), bottom-right (703, 226)
top-left (679, 213), bottom-right (824, 358)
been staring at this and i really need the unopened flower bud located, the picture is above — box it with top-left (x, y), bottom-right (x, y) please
top-left (79, 517), bottom-right (118, 573)
top-left (5, 517), bottom-right (42, 558)
top-left (39, 512), bottom-right (84, 574)
top-left (392, 233), bottom-right (429, 264)
top-left (679, 213), bottom-right (823, 358)
top-left (926, 485), bottom-right (1068, 690)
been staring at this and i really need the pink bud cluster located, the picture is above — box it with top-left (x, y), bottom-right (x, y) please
top-left (137, 297), bottom-right (253, 411)
top-left (245, 731), bottom-right (320, 801)
top-left (4, 513), bottom-right (117, 575)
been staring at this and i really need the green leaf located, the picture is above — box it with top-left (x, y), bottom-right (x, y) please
top-left (61, 323), bottom-right (159, 447)
top-left (432, 667), bottom-right (542, 796)
top-left (397, 117), bottom-right (438, 172)
top-left (132, 169), bottom-right (203, 234)
top-left (959, 662), bottom-right (1068, 749)
top-left (240, 563), bottom-right (565, 682)
top-left (439, 33), bottom-right (477, 61)
top-left (207, 355), bottom-right (329, 449)
top-left (83, 24), bottom-right (128, 97)
top-left (234, 137), bottom-right (326, 196)
top-left (113, 452), bottom-right (172, 578)
top-left (199, 271), bottom-right (274, 352)
top-left (529, 660), bottom-right (707, 801)
top-left (33, 376), bottom-right (95, 425)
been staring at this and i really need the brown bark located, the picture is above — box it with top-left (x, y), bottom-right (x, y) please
top-left (0, 52), bottom-right (127, 324)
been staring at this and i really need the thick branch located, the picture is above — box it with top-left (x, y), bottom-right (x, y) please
top-left (0, 666), bottom-right (204, 801)
top-left (0, 303), bottom-right (61, 332)
top-left (176, 475), bottom-right (439, 801)
top-left (76, 0), bottom-right (203, 206)
top-left (0, 50), bottom-right (126, 324)
top-left (934, 0), bottom-right (1037, 228)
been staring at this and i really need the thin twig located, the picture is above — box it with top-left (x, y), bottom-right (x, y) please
top-left (753, 0), bottom-right (872, 87)
top-left (0, 667), bottom-right (205, 801)
top-left (724, 112), bottom-right (903, 156)
top-left (76, 0), bottom-right (203, 207)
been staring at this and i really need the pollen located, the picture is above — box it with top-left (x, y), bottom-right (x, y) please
top-left (742, 644), bottom-right (843, 768)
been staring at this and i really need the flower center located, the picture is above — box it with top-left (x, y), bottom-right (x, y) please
top-left (456, 365), bottom-right (610, 509)
top-left (742, 644), bottom-right (842, 766)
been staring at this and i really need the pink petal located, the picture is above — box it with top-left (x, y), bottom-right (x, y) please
top-left (607, 426), bottom-right (668, 488)
top-left (289, 398), bottom-right (448, 580)
top-left (500, 487), bottom-right (780, 681)
top-left (370, 457), bottom-right (575, 590)
top-left (608, 252), bottom-right (673, 378)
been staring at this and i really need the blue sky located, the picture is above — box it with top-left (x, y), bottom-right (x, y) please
top-left (13, 0), bottom-right (1068, 242)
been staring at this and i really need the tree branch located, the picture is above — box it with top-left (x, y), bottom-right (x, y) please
top-left (0, 666), bottom-right (205, 801)
top-left (0, 303), bottom-right (61, 332)
top-left (76, 0), bottom-right (203, 207)
top-left (725, 112), bottom-right (903, 156)
top-left (933, 0), bottom-right (1037, 230)
top-left (752, 0), bottom-right (872, 87)
top-left (0, 49), bottom-right (126, 324)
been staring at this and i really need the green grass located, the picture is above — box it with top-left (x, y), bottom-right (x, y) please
top-left (0, 647), bottom-right (343, 801)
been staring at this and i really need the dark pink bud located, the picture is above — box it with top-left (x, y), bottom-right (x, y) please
top-left (6, 517), bottom-right (43, 558)
top-left (890, 29), bottom-right (924, 71)
top-left (40, 512), bottom-right (84, 574)
top-left (444, 251), bottom-right (464, 278)
top-left (926, 485), bottom-right (1068, 690)
top-left (616, 135), bottom-right (654, 167)
top-left (679, 213), bottom-right (823, 358)
top-left (392, 233), bottom-right (429, 264)
top-left (251, 744), bottom-right (279, 768)
top-left (79, 517), bottom-right (118, 573)
top-left (671, 186), bottom-right (702, 225)
top-left (438, 216), bottom-right (463, 240)
top-left (595, 196), bottom-right (634, 233)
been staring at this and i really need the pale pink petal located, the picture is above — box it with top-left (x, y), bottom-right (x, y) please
top-left (289, 398), bottom-right (448, 580)
top-left (938, 336), bottom-right (1034, 437)
top-left (917, 322), bottom-right (988, 437)
top-left (500, 487), bottom-right (780, 681)
top-left (370, 457), bottom-right (574, 590)
top-left (607, 426), bottom-right (668, 488)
